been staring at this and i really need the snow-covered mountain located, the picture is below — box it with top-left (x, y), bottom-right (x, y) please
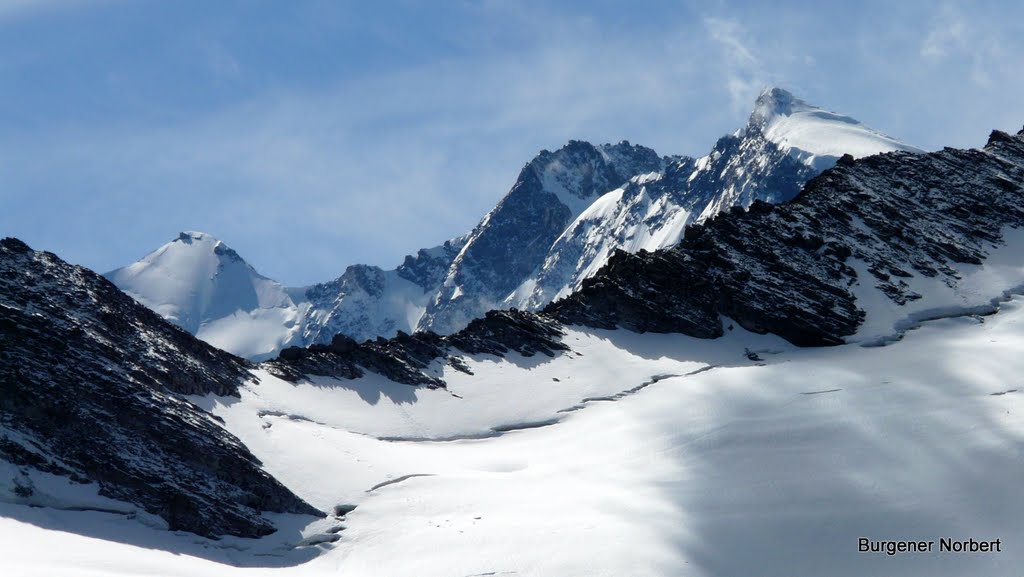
top-left (417, 140), bottom-right (667, 335)
top-left (106, 232), bottom-right (469, 360)
top-left (5, 125), bottom-right (1021, 576)
top-left (507, 87), bottom-right (923, 309)
top-left (108, 88), bottom-right (922, 357)
top-left (106, 231), bottom-right (308, 361)
top-left (300, 236), bottom-right (467, 347)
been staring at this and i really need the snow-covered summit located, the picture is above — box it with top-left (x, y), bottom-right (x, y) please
top-left (747, 87), bottom-right (923, 170)
top-left (106, 231), bottom-right (307, 360)
top-left (507, 88), bottom-right (923, 310)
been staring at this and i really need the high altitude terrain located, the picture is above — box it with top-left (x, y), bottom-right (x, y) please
top-left (107, 88), bottom-right (921, 359)
top-left (2, 126), bottom-right (1023, 577)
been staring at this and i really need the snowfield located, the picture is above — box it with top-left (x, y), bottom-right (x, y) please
top-left (4, 293), bottom-right (1024, 576)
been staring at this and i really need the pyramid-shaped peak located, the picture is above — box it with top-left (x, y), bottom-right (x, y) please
top-left (750, 87), bottom-right (816, 125)
top-left (756, 87), bottom-right (801, 107)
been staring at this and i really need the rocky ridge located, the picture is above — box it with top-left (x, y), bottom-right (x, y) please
top-left (269, 128), bottom-right (1024, 384)
top-left (549, 128), bottom-right (1024, 344)
top-left (1, 239), bottom-right (321, 538)
top-left (508, 88), bottom-right (921, 310)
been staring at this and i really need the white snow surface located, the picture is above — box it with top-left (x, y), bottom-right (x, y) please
top-left (848, 225), bottom-right (1024, 345)
top-left (106, 232), bottom-right (307, 360)
top-left (750, 87), bottom-right (924, 170)
top-left (6, 283), bottom-right (1024, 575)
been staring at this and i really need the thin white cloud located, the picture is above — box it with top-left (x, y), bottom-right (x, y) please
top-left (703, 16), bottom-right (766, 114)
top-left (920, 6), bottom-right (966, 59)
top-left (0, 20), bottom-right (726, 283)
top-left (920, 3), bottom-right (1005, 87)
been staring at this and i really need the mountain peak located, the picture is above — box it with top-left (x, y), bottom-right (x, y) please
top-left (170, 231), bottom-right (247, 264)
top-left (174, 230), bottom-right (222, 245)
top-left (106, 231), bottom-right (302, 356)
top-left (744, 87), bottom-right (922, 170)
top-left (752, 86), bottom-right (801, 118)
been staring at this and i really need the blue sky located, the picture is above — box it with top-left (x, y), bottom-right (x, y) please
top-left (1, 0), bottom-right (1023, 285)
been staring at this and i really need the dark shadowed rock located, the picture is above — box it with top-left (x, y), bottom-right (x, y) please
top-left (0, 240), bottom-right (321, 538)
top-left (264, 310), bottom-right (567, 385)
top-left (549, 129), bottom-right (1024, 344)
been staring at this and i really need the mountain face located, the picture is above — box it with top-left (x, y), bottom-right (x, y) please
top-left (417, 140), bottom-right (667, 335)
top-left (549, 128), bottom-right (1024, 345)
top-left (0, 238), bottom-right (320, 538)
top-left (108, 88), bottom-right (921, 358)
top-left (107, 233), bottom-right (468, 360)
top-left (106, 232), bottom-right (308, 361)
top-left (268, 128), bottom-right (1024, 387)
top-left (299, 236), bottom-right (468, 346)
top-left (507, 88), bottom-right (923, 309)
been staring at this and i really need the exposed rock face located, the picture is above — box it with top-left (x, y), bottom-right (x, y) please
top-left (418, 140), bottom-right (667, 335)
top-left (0, 239), bottom-right (321, 538)
top-left (395, 236), bottom-right (468, 290)
top-left (300, 235), bottom-right (470, 347)
top-left (508, 88), bottom-right (921, 310)
top-left (550, 129), bottom-right (1024, 345)
top-left (266, 309), bottom-right (568, 386)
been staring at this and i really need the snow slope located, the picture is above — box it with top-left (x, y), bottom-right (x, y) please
top-left (106, 232), bottom-right (308, 360)
top-left (750, 87), bottom-right (923, 170)
top-left (4, 295), bottom-right (1024, 576)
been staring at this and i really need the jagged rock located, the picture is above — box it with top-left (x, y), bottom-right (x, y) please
top-left (0, 239), bottom-right (321, 538)
top-left (508, 88), bottom-right (921, 310)
top-left (550, 129), bottom-right (1024, 345)
top-left (266, 310), bottom-right (567, 386)
top-left (419, 140), bottom-right (668, 335)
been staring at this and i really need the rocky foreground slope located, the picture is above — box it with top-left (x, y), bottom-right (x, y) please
top-left (0, 238), bottom-right (320, 537)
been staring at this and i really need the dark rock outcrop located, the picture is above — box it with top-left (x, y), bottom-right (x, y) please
top-left (265, 309), bottom-right (568, 385)
top-left (0, 239), bottom-right (321, 538)
top-left (549, 128), bottom-right (1024, 344)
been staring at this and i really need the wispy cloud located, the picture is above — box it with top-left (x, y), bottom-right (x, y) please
top-left (205, 42), bottom-right (241, 79)
top-left (702, 16), bottom-right (767, 114)
top-left (0, 16), bottom-right (726, 283)
top-left (920, 3), bottom-right (1005, 87)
